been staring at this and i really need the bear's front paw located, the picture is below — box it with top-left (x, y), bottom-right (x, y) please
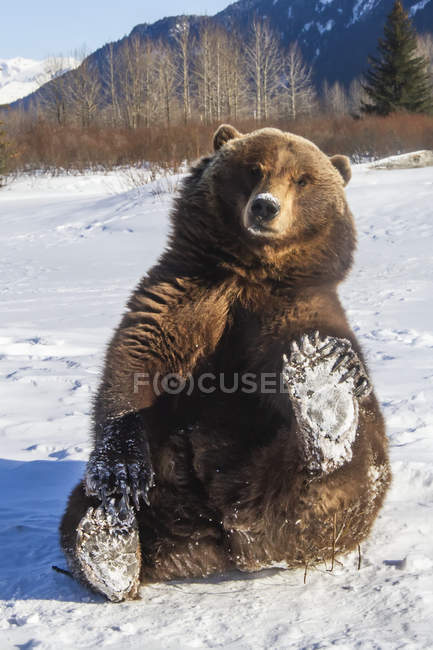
top-left (85, 434), bottom-right (154, 513)
top-left (282, 332), bottom-right (371, 475)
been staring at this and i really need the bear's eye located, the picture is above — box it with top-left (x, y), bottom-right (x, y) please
top-left (248, 164), bottom-right (262, 181)
top-left (296, 175), bottom-right (309, 188)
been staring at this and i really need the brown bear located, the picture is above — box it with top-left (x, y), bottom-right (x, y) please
top-left (60, 125), bottom-right (391, 602)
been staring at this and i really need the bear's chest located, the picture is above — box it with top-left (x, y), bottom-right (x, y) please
top-left (210, 302), bottom-right (288, 374)
top-left (168, 302), bottom-right (295, 438)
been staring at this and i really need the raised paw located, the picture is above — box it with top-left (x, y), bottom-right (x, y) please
top-left (75, 503), bottom-right (141, 602)
top-left (283, 332), bottom-right (371, 400)
top-left (282, 332), bottom-right (372, 475)
top-left (85, 432), bottom-right (154, 514)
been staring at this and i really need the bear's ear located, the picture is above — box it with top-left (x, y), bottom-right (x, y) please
top-left (213, 124), bottom-right (242, 151)
top-left (330, 155), bottom-right (352, 186)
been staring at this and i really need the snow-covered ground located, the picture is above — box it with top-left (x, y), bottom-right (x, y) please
top-left (0, 164), bottom-right (432, 648)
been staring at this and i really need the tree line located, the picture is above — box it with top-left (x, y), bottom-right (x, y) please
top-left (19, 6), bottom-right (431, 131)
top-left (27, 18), bottom-right (322, 128)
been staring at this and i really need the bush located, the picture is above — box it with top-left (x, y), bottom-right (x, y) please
top-left (4, 113), bottom-right (433, 174)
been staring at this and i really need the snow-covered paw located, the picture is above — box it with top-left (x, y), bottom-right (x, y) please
top-left (75, 503), bottom-right (141, 602)
top-left (282, 332), bottom-right (371, 475)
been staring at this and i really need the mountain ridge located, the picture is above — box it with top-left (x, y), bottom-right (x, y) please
top-left (5, 0), bottom-right (433, 109)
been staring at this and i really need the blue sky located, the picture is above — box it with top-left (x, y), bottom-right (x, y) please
top-left (2, 1), bottom-right (231, 59)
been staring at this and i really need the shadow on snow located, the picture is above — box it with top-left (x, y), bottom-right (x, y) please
top-left (0, 458), bottom-right (104, 602)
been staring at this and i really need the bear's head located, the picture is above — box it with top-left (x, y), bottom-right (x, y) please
top-left (172, 125), bottom-right (356, 287)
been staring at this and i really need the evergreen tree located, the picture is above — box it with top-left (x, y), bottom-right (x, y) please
top-left (361, 0), bottom-right (433, 115)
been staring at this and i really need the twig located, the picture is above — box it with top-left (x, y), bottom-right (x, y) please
top-left (329, 512), bottom-right (337, 572)
top-left (52, 565), bottom-right (73, 578)
top-left (357, 544), bottom-right (362, 571)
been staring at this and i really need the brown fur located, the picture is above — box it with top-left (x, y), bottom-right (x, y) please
top-left (60, 125), bottom-right (390, 591)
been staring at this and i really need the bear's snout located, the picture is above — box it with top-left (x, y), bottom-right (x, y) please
top-left (247, 193), bottom-right (280, 232)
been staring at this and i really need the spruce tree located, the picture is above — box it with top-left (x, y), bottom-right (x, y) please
top-left (361, 0), bottom-right (433, 115)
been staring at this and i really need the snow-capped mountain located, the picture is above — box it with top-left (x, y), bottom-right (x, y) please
top-left (0, 57), bottom-right (77, 105)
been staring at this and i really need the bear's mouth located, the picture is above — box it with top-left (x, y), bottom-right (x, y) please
top-left (247, 224), bottom-right (277, 237)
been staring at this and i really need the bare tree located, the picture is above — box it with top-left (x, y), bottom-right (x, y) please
top-left (220, 28), bottom-right (248, 121)
top-left (142, 40), bottom-right (159, 128)
top-left (322, 80), bottom-right (350, 114)
top-left (154, 40), bottom-right (178, 127)
top-left (283, 42), bottom-right (316, 119)
top-left (348, 77), bottom-right (368, 115)
top-left (69, 51), bottom-right (101, 127)
top-left (117, 38), bottom-right (143, 129)
top-left (210, 26), bottom-right (226, 122)
top-left (244, 17), bottom-right (283, 121)
top-left (173, 18), bottom-right (193, 124)
top-left (38, 55), bottom-right (77, 125)
top-left (195, 22), bottom-right (241, 123)
top-left (106, 43), bottom-right (120, 125)
top-left (195, 20), bottom-right (213, 123)
top-left (116, 36), bottom-right (158, 129)
top-left (417, 32), bottom-right (433, 78)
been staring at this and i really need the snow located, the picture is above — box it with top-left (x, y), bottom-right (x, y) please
top-left (409, 0), bottom-right (432, 16)
top-left (347, 0), bottom-right (380, 26)
top-left (1, 162), bottom-right (433, 648)
top-left (369, 150), bottom-right (433, 169)
top-left (316, 0), bottom-right (335, 13)
top-left (316, 19), bottom-right (335, 34)
top-left (0, 57), bottom-right (78, 105)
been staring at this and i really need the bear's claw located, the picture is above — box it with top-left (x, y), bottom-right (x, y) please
top-left (287, 332), bottom-right (371, 399)
top-left (85, 436), bottom-right (155, 514)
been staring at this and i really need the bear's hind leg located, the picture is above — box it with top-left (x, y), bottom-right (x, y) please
top-left (60, 483), bottom-right (141, 602)
top-left (282, 332), bottom-right (371, 476)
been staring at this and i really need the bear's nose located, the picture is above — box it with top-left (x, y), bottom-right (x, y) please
top-left (250, 194), bottom-right (280, 224)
